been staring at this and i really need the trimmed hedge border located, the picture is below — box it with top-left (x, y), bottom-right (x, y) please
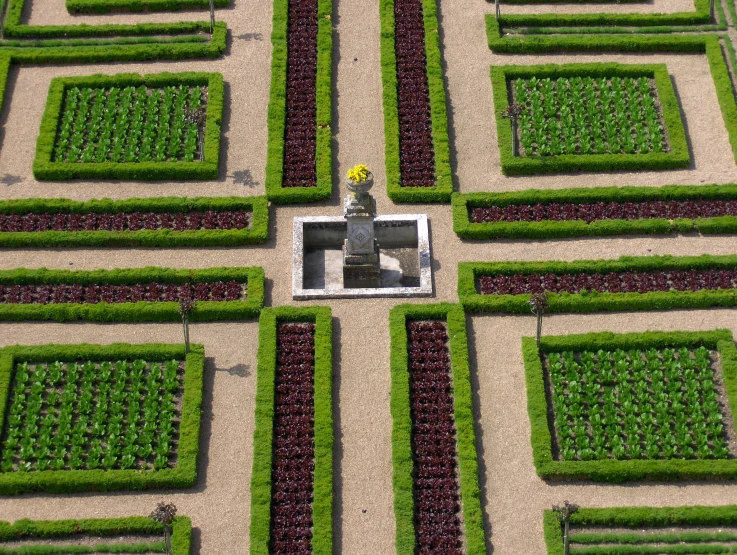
top-left (524, 329), bottom-right (737, 482)
top-left (264, 0), bottom-right (332, 204)
top-left (0, 266), bottom-right (264, 322)
top-left (459, 254), bottom-right (737, 314)
top-left (0, 343), bottom-right (204, 494)
top-left (451, 185), bottom-right (737, 239)
top-left (379, 0), bottom-right (452, 202)
top-left (0, 516), bottom-right (191, 554)
top-left (67, 0), bottom-right (227, 14)
top-left (33, 72), bottom-right (223, 181)
top-left (491, 63), bottom-right (689, 175)
top-left (389, 304), bottom-right (486, 554)
top-left (249, 306), bottom-right (333, 555)
top-left (0, 195), bottom-right (268, 248)
top-left (544, 505), bottom-right (737, 554)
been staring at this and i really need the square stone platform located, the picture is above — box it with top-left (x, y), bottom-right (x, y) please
top-left (292, 214), bottom-right (432, 299)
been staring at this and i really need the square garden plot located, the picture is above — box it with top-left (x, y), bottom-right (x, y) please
top-left (0, 343), bottom-right (204, 494)
top-left (33, 72), bottom-right (224, 181)
top-left (522, 329), bottom-right (737, 482)
top-left (491, 63), bottom-right (689, 175)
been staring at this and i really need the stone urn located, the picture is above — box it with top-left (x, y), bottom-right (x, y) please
top-left (343, 167), bottom-right (381, 288)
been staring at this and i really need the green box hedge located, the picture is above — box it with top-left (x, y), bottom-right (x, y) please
top-left (67, 0), bottom-right (227, 13)
top-left (491, 63), bottom-right (689, 175)
top-left (0, 265), bottom-right (264, 322)
top-left (0, 195), bottom-right (269, 248)
top-left (264, 0), bottom-right (332, 204)
top-left (379, 0), bottom-right (452, 202)
top-left (451, 184), bottom-right (737, 240)
top-left (389, 304), bottom-right (486, 554)
top-left (0, 515), bottom-right (191, 554)
top-left (249, 306), bottom-right (333, 555)
top-left (544, 505), bottom-right (737, 555)
top-left (459, 254), bottom-right (737, 314)
top-left (524, 329), bottom-right (737, 482)
top-left (33, 72), bottom-right (223, 181)
top-left (0, 343), bottom-right (204, 494)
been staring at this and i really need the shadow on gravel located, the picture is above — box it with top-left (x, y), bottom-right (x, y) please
top-left (332, 315), bottom-right (345, 551)
top-left (669, 75), bottom-right (696, 170)
top-left (466, 315), bottom-right (495, 554)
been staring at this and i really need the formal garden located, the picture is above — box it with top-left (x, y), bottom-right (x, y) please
top-left (3, 0), bottom-right (737, 552)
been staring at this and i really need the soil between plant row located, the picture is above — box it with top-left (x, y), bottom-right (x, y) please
top-left (394, 0), bottom-right (436, 188)
top-left (269, 322), bottom-right (316, 553)
top-left (282, 0), bottom-right (318, 188)
top-left (407, 320), bottom-right (463, 554)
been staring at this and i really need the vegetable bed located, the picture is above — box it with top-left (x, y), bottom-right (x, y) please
top-left (452, 185), bottom-right (737, 239)
top-left (0, 516), bottom-right (191, 555)
top-left (0, 196), bottom-right (268, 248)
top-left (0, 343), bottom-right (204, 494)
top-left (491, 63), bottom-right (689, 175)
top-left (544, 506), bottom-right (737, 555)
top-left (524, 330), bottom-right (737, 482)
top-left (380, 0), bottom-right (451, 202)
top-left (0, 266), bottom-right (264, 322)
top-left (390, 304), bottom-right (485, 555)
top-left (33, 72), bottom-right (223, 181)
top-left (250, 307), bottom-right (333, 555)
top-left (459, 255), bottom-right (737, 314)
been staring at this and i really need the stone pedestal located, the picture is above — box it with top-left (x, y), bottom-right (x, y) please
top-left (343, 173), bottom-right (381, 288)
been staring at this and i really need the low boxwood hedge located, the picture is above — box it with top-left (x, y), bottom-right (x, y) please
top-left (524, 329), bottom-right (737, 482)
top-left (0, 343), bottom-right (204, 494)
top-left (249, 306), bottom-right (333, 555)
top-left (544, 505), bottom-right (737, 555)
top-left (459, 254), bottom-right (737, 314)
top-left (67, 0), bottom-right (227, 13)
top-left (33, 72), bottom-right (223, 181)
top-left (380, 0), bottom-right (452, 202)
top-left (491, 63), bottom-right (689, 175)
top-left (0, 195), bottom-right (269, 248)
top-left (0, 515), bottom-right (191, 554)
top-left (0, 266), bottom-right (264, 322)
top-left (389, 304), bottom-right (486, 554)
top-left (452, 184), bottom-right (737, 240)
top-left (264, 0), bottom-right (332, 204)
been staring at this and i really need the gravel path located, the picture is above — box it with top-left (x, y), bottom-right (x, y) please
top-left (0, 0), bottom-right (737, 553)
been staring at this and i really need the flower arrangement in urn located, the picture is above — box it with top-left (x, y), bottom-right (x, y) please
top-left (346, 164), bottom-right (374, 194)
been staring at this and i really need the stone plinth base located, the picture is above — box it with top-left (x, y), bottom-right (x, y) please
top-left (343, 242), bottom-right (381, 288)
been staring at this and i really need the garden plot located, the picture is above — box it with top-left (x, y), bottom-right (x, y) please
top-left (492, 63), bottom-right (688, 175)
top-left (0, 343), bottom-right (204, 493)
top-left (543, 506), bottom-right (737, 555)
top-left (523, 329), bottom-right (737, 481)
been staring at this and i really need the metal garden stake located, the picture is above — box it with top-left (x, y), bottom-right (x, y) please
top-left (528, 291), bottom-right (549, 351)
top-left (495, 0), bottom-right (500, 20)
top-left (209, 0), bottom-right (215, 34)
top-left (500, 103), bottom-right (525, 156)
top-left (553, 501), bottom-right (579, 555)
top-left (178, 299), bottom-right (196, 354)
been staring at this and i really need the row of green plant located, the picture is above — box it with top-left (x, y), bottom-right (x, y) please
top-left (1, 358), bottom-right (183, 473)
top-left (548, 346), bottom-right (728, 462)
top-left (0, 196), bottom-right (268, 248)
top-left (379, 0), bottom-right (452, 202)
top-left (264, 0), bottom-right (332, 204)
top-left (249, 307), bottom-right (333, 554)
top-left (389, 304), bottom-right (486, 554)
top-left (525, 330), bottom-right (737, 482)
top-left (451, 185), bottom-right (737, 240)
top-left (0, 344), bottom-right (203, 494)
top-left (459, 254), bottom-right (737, 314)
top-left (34, 72), bottom-right (223, 181)
top-left (492, 63), bottom-right (688, 175)
top-left (0, 266), bottom-right (264, 322)
top-left (513, 75), bottom-right (666, 156)
top-left (544, 505), bottom-right (737, 555)
top-left (0, 515), bottom-right (190, 555)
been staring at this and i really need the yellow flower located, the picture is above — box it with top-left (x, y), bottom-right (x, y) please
top-left (347, 164), bottom-right (370, 183)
